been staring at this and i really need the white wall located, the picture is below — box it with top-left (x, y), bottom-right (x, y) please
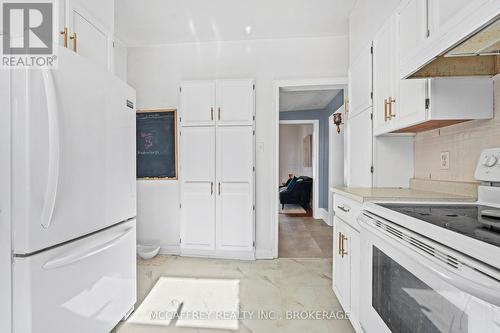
top-left (137, 180), bottom-right (180, 253)
top-left (349, 0), bottom-right (400, 63)
top-left (113, 38), bottom-right (128, 81)
top-left (279, 124), bottom-right (314, 183)
top-left (415, 76), bottom-right (500, 182)
top-left (127, 36), bottom-right (349, 257)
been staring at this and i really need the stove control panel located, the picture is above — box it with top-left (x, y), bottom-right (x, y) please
top-left (475, 148), bottom-right (500, 182)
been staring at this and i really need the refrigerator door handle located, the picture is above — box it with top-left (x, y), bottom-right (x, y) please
top-left (40, 69), bottom-right (60, 229)
top-left (42, 227), bottom-right (134, 270)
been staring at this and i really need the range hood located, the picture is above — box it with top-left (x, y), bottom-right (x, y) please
top-left (409, 17), bottom-right (500, 78)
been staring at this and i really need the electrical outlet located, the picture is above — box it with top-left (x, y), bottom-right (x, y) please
top-left (440, 151), bottom-right (450, 170)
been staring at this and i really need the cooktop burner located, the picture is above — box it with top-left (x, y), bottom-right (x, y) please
top-left (379, 204), bottom-right (500, 247)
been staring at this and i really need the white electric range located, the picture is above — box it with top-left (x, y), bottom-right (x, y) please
top-left (358, 148), bottom-right (500, 333)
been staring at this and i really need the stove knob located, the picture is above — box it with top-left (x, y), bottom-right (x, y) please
top-left (483, 155), bottom-right (498, 167)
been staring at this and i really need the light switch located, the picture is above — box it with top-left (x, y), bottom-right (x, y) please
top-left (440, 151), bottom-right (450, 170)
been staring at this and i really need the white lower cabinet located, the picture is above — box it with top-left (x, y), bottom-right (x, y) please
top-left (180, 126), bottom-right (216, 252)
top-left (216, 126), bottom-right (255, 254)
top-left (333, 194), bottom-right (362, 332)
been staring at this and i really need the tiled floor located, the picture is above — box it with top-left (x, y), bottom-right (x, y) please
top-left (279, 214), bottom-right (333, 258)
top-left (114, 256), bottom-right (354, 333)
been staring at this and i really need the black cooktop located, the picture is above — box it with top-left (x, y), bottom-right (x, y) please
top-left (379, 204), bottom-right (500, 248)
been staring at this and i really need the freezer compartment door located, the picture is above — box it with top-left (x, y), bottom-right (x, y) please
top-left (13, 219), bottom-right (136, 333)
top-left (11, 47), bottom-right (136, 253)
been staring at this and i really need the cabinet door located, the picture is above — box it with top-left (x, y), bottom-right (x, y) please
top-left (180, 127), bottom-right (216, 251)
top-left (349, 44), bottom-right (372, 117)
top-left (347, 109), bottom-right (372, 187)
top-left (398, 0), bottom-right (429, 66)
top-left (373, 16), bottom-right (396, 136)
top-left (333, 217), bottom-right (350, 311)
top-left (216, 126), bottom-right (254, 253)
top-left (346, 224), bottom-right (360, 324)
top-left (428, 0), bottom-right (489, 39)
top-left (180, 81), bottom-right (216, 125)
top-left (216, 80), bottom-right (255, 125)
top-left (68, 4), bottom-right (112, 71)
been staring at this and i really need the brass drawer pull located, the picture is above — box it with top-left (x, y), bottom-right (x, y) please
top-left (338, 232), bottom-right (342, 255)
top-left (337, 205), bottom-right (350, 213)
top-left (341, 234), bottom-right (348, 258)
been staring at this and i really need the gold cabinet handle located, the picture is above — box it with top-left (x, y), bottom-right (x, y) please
top-left (60, 27), bottom-right (68, 48)
top-left (218, 107), bottom-right (221, 121)
top-left (389, 97), bottom-right (396, 119)
top-left (341, 234), bottom-right (348, 258)
top-left (338, 232), bottom-right (342, 255)
top-left (211, 107), bottom-right (214, 120)
top-left (211, 182), bottom-right (214, 195)
top-left (69, 32), bottom-right (77, 52)
top-left (384, 98), bottom-right (390, 122)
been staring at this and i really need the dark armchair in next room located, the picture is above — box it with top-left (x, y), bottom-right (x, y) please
top-left (279, 176), bottom-right (313, 210)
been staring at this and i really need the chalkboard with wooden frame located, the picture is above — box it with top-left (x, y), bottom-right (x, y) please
top-left (136, 109), bottom-right (178, 180)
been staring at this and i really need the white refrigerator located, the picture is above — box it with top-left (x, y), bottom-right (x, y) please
top-left (9, 47), bottom-right (137, 333)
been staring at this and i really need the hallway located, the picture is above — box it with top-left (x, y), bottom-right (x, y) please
top-left (278, 214), bottom-right (332, 258)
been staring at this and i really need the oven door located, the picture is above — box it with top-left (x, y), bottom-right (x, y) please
top-left (359, 212), bottom-right (500, 333)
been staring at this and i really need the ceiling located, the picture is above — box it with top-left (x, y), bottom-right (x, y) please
top-left (279, 89), bottom-right (341, 112)
top-left (115, 0), bottom-right (355, 46)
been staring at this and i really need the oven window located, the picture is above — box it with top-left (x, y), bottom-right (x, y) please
top-left (372, 246), bottom-right (468, 333)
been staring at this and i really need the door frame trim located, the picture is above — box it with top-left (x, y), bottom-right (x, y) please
top-left (272, 77), bottom-right (348, 258)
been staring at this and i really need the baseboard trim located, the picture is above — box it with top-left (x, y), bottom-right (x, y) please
top-left (179, 248), bottom-right (256, 260)
top-left (159, 245), bottom-right (180, 255)
top-left (255, 249), bottom-right (275, 259)
top-left (317, 208), bottom-right (330, 225)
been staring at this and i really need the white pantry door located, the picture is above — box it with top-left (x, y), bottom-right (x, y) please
top-left (216, 80), bottom-right (255, 125)
top-left (180, 81), bottom-right (216, 126)
top-left (180, 126), bottom-right (216, 251)
top-left (216, 126), bottom-right (254, 253)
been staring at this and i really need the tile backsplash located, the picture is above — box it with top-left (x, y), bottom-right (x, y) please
top-left (414, 75), bottom-right (500, 183)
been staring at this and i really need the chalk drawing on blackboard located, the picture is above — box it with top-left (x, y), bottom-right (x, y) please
top-left (136, 109), bottom-right (178, 179)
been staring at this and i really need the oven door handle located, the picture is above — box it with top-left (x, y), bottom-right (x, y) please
top-left (359, 214), bottom-right (500, 307)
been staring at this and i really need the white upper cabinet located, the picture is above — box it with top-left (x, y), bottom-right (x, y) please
top-left (349, 44), bottom-right (373, 117)
top-left (216, 80), bottom-right (255, 125)
top-left (373, 15), bottom-right (396, 136)
top-left (59, 0), bottom-right (114, 72)
top-left (180, 81), bottom-right (217, 125)
top-left (372, 10), bottom-right (493, 136)
top-left (69, 6), bottom-right (111, 71)
top-left (400, 0), bottom-right (499, 78)
top-left (398, 0), bottom-right (429, 65)
top-left (428, 0), bottom-right (490, 40)
top-left (181, 80), bottom-right (255, 126)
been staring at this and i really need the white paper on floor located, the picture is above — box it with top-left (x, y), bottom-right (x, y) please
top-left (128, 277), bottom-right (240, 330)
